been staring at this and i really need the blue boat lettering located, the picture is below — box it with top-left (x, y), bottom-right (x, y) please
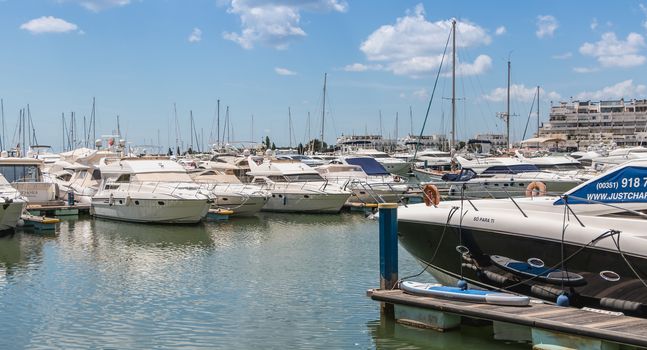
top-left (555, 166), bottom-right (647, 205)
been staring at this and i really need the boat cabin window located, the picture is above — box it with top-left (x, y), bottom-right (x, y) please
top-left (57, 173), bottom-right (72, 182)
top-left (252, 177), bottom-right (267, 184)
top-left (268, 175), bottom-right (287, 182)
top-left (284, 174), bottom-right (325, 182)
top-left (535, 163), bottom-right (584, 171)
top-left (482, 164), bottom-right (539, 174)
top-left (0, 164), bottom-right (41, 183)
top-left (116, 174), bottom-right (131, 183)
top-left (91, 169), bottom-right (102, 180)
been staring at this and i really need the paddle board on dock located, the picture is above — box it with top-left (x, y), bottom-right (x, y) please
top-left (400, 281), bottom-right (530, 306)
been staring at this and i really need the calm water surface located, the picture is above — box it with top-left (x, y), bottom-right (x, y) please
top-left (0, 213), bottom-right (528, 349)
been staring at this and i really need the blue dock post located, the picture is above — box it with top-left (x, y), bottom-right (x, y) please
top-left (379, 203), bottom-right (399, 317)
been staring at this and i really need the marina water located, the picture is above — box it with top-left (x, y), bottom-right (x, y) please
top-left (0, 213), bottom-right (526, 349)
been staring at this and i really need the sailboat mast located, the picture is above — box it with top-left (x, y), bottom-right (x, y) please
top-left (217, 99), bottom-right (220, 147)
top-left (0, 98), bottom-right (4, 151)
top-left (506, 60), bottom-right (511, 148)
top-left (320, 73), bottom-right (327, 151)
top-left (92, 97), bottom-right (96, 145)
top-left (451, 19), bottom-right (456, 153)
top-left (190, 110), bottom-right (194, 151)
top-left (288, 107), bottom-right (292, 149)
top-left (409, 106), bottom-right (413, 135)
top-left (536, 85), bottom-right (540, 136)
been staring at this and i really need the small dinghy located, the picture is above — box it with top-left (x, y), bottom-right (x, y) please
top-left (490, 255), bottom-right (586, 286)
top-left (400, 281), bottom-right (530, 306)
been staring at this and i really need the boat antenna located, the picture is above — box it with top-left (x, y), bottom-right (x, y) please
top-left (412, 20), bottom-right (452, 161)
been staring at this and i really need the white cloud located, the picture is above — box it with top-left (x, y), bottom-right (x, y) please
top-left (552, 52), bottom-right (572, 59)
top-left (61, 0), bottom-right (131, 12)
top-left (20, 16), bottom-right (78, 34)
top-left (455, 54), bottom-right (492, 76)
top-left (274, 67), bottom-right (296, 75)
top-left (413, 88), bottom-right (429, 100)
top-left (357, 4), bottom-right (491, 77)
top-left (495, 26), bottom-right (506, 35)
top-left (484, 84), bottom-right (560, 102)
top-left (223, 0), bottom-right (347, 49)
top-left (536, 15), bottom-right (558, 38)
top-left (590, 18), bottom-right (598, 30)
top-left (579, 32), bottom-right (646, 68)
top-left (573, 66), bottom-right (599, 73)
top-left (342, 63), bottom-right (382, 72)
top-left (575, 80), bottom-right (647, 100)
top-left (188, 28), bottom-right (202, 43)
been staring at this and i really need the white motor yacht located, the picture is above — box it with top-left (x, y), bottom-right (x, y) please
top-left (92, 158), bottom-right (212, 224)
top-left (318, 157), bottom-right (409, 204)
top-left (0, 158), bottom-right (60, 204)
top-left (50, 162), bottom-right (101, 205)
top-left (247, 156), bottom-right (351, 213)
top-left (0, 174), bottom-right (27, 232)
top-left (398, 159), bottom-right (647, 316)
top-left (351, 149), bottom-right (411, 175)
top-left (190, 169), bottom-right (269, 216)
top-left (424, 156), bottom-right (582, 199)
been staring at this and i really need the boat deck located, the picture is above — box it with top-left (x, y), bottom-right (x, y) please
top-left (369, 288), bottom-right (647, 348)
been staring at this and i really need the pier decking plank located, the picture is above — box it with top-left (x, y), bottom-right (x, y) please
top-left (369, 288), bottom-right (647, 348)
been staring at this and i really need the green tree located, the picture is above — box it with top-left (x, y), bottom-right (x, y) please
top-left (271, 142), bottom-right (276, 150)
top-left (265, 136), bottom-right (271, 149)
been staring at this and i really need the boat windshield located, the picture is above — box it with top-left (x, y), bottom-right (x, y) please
top-left (0, 164), bottom-right (41, 182)
top-left (482, 164), bottom-right (540, 174)
top-left (284, 174), bottom-right (325, 182)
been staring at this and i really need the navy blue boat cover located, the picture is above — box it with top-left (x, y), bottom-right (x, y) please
top-left (345, 157), bottom-right (390, 175)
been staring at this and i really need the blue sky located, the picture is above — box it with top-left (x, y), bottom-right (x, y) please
top-left (1, 0), bottom-right (647, 152)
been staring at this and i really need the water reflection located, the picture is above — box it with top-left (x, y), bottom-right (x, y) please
top-left (0, 211), bottom-right (520, 349)
top-left (367, 317), bottom-right (529, 349)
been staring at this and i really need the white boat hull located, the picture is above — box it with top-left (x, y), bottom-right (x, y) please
top-left (262, 192), bottom-right (349, 213)
top-left (212, 194), bottom-right (267, 216)
top-left (91, 197), bottom-right (209, 224)
top-left (0, 200), bottom-right (26, 231)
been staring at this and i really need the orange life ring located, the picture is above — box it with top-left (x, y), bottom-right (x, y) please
top-left (525, 181), bottom-right (547, 197)
top-left (423, 184), bottom-right (441, 206)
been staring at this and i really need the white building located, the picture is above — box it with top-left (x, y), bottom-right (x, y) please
top-left (538, 99), bottom-right (647, 150)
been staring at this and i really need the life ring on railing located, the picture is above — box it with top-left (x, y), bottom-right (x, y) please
top-left (525, 181), bottom-right (547, 197)
top-left (423, 184), bottom-right (441, 207)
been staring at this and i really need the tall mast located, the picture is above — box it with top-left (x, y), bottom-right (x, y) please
top-left (395, 112), bottom-right (399, 144)
top-left (173, 103), bottom-right (179, 153)
top-left (506, 59), bottom-right (511, 148)
top-left (190, 110), bottom-right (194, 151)
top-left (288, 107), bottom-right (292, 148)
top-left (536, 85), bottom-right (540, 136)
top-left (251, 114), bottom-right (254, 143)
top-left (379, 110), bottom-right (383, 137)
top-left (217, 99), bottom-right (220, 147)
top-left (92, 97), bottom-right (96, 145)
top-left (451, 19), bottom-right (456, 153)
top-left (0, 98), bottom-right (4, 151)
top-left (320, 73), bottom-right (327, 151)
top-left (409, 106), bottom-right (413, 135)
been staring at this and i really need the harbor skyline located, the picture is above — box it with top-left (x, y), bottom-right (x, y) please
top-left (2, 0), bottom-right (647, 151)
